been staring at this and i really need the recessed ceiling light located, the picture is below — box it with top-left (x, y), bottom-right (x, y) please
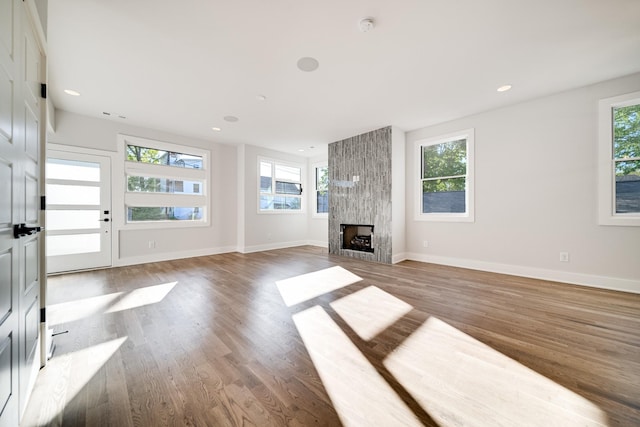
top-left (298, 149), bottom-right (305, 152)
top-left (211, 127), bottom-right (221, 131)
top-left (297, 57), bottom-right (319, 72)
top-left (256, 95), bottom-right (267, 101)
top-left (223, 116), bottom-right (239, 123)
top-left (497, 84), bottom-right (512, 92)
top-left (64, 89), bottom-right (80, 96)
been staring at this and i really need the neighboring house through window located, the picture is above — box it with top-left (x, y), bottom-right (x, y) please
top-left (598, 91), bottom-right (640, 226)
top-left (120, 134), bottom-right (209, 225)
top-left (259, 158), bottom-right (304, 212)
top-left (416, 129), bottom-right (474, 222)
top-left (314, 163), bottom-right (328, 216)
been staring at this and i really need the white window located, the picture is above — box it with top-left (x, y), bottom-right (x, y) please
top-left (120, 135), bottom-right (209, 226)
top-left (259, 159), bottom-right (304, 212)
top-left (313, 163), bottom-right (328, 216)
top-left (598, 91), bottom-right (640, 226)
top-left (415, 129), bottom-right (474, 222)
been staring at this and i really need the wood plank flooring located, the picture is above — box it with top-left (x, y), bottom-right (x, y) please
top-left (21, 246), bottom-right (640, 426)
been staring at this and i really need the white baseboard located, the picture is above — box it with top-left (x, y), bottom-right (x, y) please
top-left (241, 240), bottom-right (310, 254)
top-left (405, 252), bottom-right (640, 294)
top-left (114, 246), bottom-right (237, 267)
top-left (115, 241), bottom-right (323, 266)
top-left (307, 240), bottom-right (328, 248)
top-left (392, 252), bottom-right (408, 264)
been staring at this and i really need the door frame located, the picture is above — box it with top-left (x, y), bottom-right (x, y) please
top-left (45, 149), bottom-right (112, 274)
top-left (45, 143), bottom-right (116, 273)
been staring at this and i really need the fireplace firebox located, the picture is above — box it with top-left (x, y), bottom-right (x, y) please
top-left (341, 224), bottom-right (374, 253)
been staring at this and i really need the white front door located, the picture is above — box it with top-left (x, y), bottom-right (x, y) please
top-left (0, 0), bottom-right (45, 424)
top-left (46, 150), bottom-right (112, 273)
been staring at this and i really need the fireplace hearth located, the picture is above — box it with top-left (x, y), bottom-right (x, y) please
top-left (341, 224), bottom-right (374, 253)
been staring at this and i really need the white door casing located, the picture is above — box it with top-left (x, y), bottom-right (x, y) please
top-left (46, 150), bottom-right (112, 273)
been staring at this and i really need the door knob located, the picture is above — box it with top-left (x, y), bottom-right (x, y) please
top-left (13, 224), bottom-right (42, 239)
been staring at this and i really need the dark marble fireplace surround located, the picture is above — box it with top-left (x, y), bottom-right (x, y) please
top-left (329, 126), bottom-right (399, 264)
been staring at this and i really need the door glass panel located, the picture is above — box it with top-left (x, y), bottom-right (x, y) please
top-left (46, 158), bottom-right (100, 181)
top-left (46, 210), bottom-right (100, 230)
top-left (46, 184), bottom-right (100, 205)
top-left (47, 234), bottom-right (101, 256)
top-left (46, 152), bottom-right (111, 273)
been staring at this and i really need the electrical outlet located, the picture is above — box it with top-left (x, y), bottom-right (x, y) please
top-left (559, 252), bottom-right (569, 262)
top-left (423, 240), bottom-right (429, 248)
top-left (148, 240), bottom-right (155, 249)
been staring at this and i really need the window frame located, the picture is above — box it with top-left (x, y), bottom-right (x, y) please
top-left (415, 128), bottom-right (475, 222)
top-left (598, 91), bottom-right (640, 227)
top-left (311, 162), bottom-right (328, 218)
top-left (258, 157), bottom-right (305, 214)
top-left (119, 134), bottom-right (210, 229)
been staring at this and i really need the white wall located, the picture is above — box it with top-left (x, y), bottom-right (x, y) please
top-left (49, 111), bottom-right (238, 265)
top-left (405, 72), bottom-right (640, 293)
top-left (240, 144), bottom-right (310, 252)
top-left (392, 127), bottom-right (406, 262)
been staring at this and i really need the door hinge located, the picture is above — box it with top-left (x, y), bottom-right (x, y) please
top-left (41, 195), bottom-right (46, 210)
top-left (40, 83), bottom-right (47, 99)
top-left (40, 308), bottom-right (46, 322)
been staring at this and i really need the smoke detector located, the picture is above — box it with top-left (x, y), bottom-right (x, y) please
top-left (359, 18), bottom-right (375, 32)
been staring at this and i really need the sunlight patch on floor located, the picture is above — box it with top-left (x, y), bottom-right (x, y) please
top-left (276, 266), bottom-right (362, 307)
top-left (106, 281), bottom-right (176, 313)
top-left (34, 336), bottom-right (127, 426)
top-left (292, 305), bottom-right (422, 426)
top-left (65, 337), bottom-right (127, 403)
top-left (384, 317), bottom-right (609, 427)
top-left (330, 285), bottom-right (413, 341)
top-left (48, 293), bottom-right (120, 325)
top-left (48, 282), bottom-right (177, 325)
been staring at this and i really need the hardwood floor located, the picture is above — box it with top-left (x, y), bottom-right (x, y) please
top-left (21, 246), bottom-right (640, 426)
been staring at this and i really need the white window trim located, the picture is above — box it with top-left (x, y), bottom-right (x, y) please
top-left (311, 161), bottom-right (328, 218)
top-left (598, 91), bottom-right (640, 227)
top-left (258, 157), bottom-right (305, 214)
top-left (117, 134), bottom-right (210, 229)
top-left (414, 128), bottom-right (475, 222)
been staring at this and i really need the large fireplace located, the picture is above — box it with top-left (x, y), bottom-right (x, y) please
top-left (328, 126), bottom-right (405, 264)
top-left (341, 224), bottom-right (374, 253)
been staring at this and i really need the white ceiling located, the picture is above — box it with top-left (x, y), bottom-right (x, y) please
top-left (47, 0), bottom-right (640, 156)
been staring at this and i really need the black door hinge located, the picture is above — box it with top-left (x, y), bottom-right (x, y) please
top-left (40, 83), bottom-right (47, 99)
top-left (41, 195), bottom-right (46, 210)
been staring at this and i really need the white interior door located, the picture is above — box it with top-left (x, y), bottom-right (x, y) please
top-left (0, 0), bottom-right (22, 421)
top-left (0, 0), bottom-right (45, 424)
top-left (46, 150), bottom-right (112, 273)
